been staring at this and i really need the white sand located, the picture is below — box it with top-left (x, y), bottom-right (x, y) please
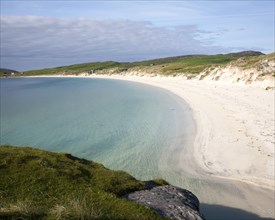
top-left (94, 75), bottom-right (274, 187)
top-left (92, 74), bottom-right (274, 218)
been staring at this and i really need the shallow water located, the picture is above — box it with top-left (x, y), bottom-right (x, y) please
top-left (0, 77), bottom-right (195, 181)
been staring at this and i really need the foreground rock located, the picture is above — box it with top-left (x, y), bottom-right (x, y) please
top-left (125, 185), bottom-right (205, 220)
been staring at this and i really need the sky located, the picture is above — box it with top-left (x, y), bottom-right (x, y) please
top-left (0, 0), bottom-right (274, 71)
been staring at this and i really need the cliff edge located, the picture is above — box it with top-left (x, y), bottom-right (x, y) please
top-left (0, 145), bottom-right (205, 220)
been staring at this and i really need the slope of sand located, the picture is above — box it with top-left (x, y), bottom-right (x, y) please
top-left (93, 74), bottom-right (275, 218)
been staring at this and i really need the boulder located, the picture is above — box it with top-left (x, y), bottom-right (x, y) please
top-left (125, 185), bottom-right (205, 220)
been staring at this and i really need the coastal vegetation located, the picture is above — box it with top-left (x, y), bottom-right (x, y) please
top-left (231, 52), bottom-right (275, 69)
top-left (21, 51), bottom-right (268, 76)
top-left (0, 145), bottom-right (167, 219)
top-left (0, 68), bottom-right (19, 77)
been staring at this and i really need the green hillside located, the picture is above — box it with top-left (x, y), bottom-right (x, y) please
top-left (0, 68), bottom-right (20, 77)
top-left (0, 146), bottom-right (166, 220)
top-left (23, 51), bottom-right (264, 76)
top-left (24, 61), bottom-right (122, 76)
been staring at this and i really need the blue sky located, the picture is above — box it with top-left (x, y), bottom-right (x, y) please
top-left (0, 0), bottom-right (274, 71)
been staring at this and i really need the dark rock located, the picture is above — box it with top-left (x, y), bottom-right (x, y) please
top-left (125, 185), bottom-right (205, 220)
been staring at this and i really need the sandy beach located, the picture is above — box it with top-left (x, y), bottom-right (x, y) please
top-left (91, 74), bottom-right (275, 218)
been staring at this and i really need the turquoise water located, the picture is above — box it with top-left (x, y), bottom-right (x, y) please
top-left (0, 77), bottom-right (195, 181)
top-left (2, 77), bottom-right (273, 219)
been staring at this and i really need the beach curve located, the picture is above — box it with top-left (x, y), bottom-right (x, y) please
top-left (92, 74), bottom-right (274, 218)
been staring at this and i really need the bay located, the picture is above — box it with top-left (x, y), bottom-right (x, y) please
top-left (0, 77), bottom-right (195, 181)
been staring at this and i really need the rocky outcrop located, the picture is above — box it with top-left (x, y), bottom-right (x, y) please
top-left (125, 185), bottom-right (205, 220)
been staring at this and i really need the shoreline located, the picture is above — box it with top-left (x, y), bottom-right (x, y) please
top-left (4, 74), bottom-right (274, 218)
top-left (92, 74), bottom-right (275, 218)
top-left (92, 75), bottom-right (274, 188)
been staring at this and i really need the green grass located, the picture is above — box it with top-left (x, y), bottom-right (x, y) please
top-left (160, 54), bottom-right (238, 75)
top-left (0, 145), bottom-right (166, 220)
top-left (23, 54), bottom-right (239, 76)
top-left (0, 68), bottom-right (20, 77)
top-left (0, 70), bottom-right (5, 77)
top-left (24, 61), bottom-right (122, 76)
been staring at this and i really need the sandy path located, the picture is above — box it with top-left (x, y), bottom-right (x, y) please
top-left (93, 75), bottom-right (274, 218)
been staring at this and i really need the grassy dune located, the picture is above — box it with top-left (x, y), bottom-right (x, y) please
top-left (0, 146), bottom-right (166, 220)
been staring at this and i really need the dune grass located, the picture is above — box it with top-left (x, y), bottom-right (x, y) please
top-left (232, 52), bottom-right (275, 69)
top-left (159, 54), bottom-right (238, 75)
top-left (0, 145), bottom-right (166, 220)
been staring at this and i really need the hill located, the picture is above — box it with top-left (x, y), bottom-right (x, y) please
top-left (0, 145), bottom-right (167, 219)
top-left (6, 51), bottom-right (274, 88)
top-left (23, 51), bottom-right (264, 76)
top-left (0, 68), bottom-right (20, 77)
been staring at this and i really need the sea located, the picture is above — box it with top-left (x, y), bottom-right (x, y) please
top-left (0, 77), bottom-right (195, 182)
top-left (1, 77), bottom-right (274, 219)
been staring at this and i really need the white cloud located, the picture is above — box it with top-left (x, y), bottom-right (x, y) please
top-left (1, 16), bottom-right (224, 70)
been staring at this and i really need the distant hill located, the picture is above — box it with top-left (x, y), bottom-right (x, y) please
top-left (227, 50), bottom-right (264, 57)
top-left (0, 68), bottom-right (20, 76)
top-left (134, 50), bottom-right (264, 65)
top-left (23, 50), bottom-right (265, 76)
